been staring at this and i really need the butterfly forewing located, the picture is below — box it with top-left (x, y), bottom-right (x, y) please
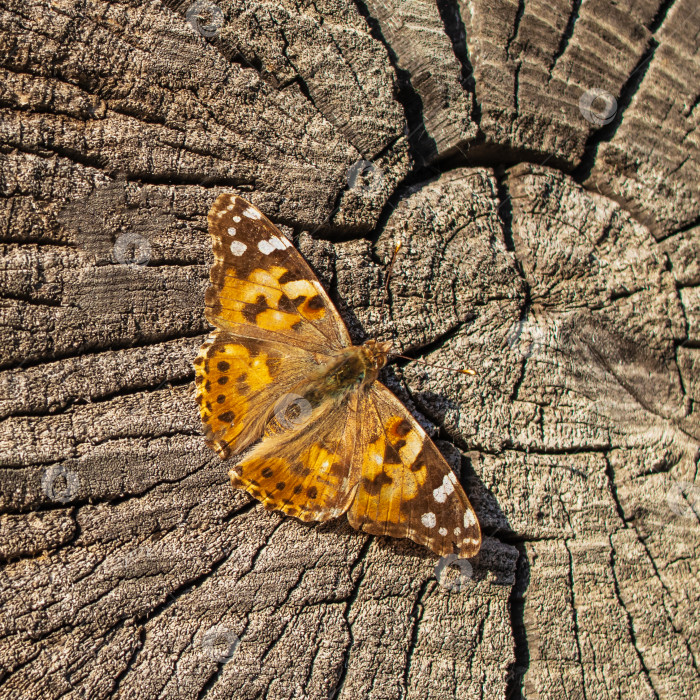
top-left (347, 383), bottom-right (481, 558)
top-left (206, 194), bottom-right (351, 353)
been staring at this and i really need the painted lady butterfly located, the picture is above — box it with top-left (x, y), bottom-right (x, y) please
top-left (194, 194), bottom-right (481, 558)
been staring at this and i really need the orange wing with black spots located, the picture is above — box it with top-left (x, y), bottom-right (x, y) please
top-left (205, 193), bottom-right (351, 353)
top-left (196, 193), bottom-right (349, 458)
top-left (228, 393), bottom-right (362, 522)
top-left (347, 383), bottom-right (481, 558)
top-left (194, 332), bottom-right (320, 458)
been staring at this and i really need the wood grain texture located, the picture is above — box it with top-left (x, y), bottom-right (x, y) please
top-left (362, 0), bottom-right (479, 161)
top-left (0, 0), bottom-right (697, 698)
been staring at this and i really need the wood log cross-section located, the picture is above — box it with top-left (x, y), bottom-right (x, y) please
top-left (0, 1), bottom-right (698, 698)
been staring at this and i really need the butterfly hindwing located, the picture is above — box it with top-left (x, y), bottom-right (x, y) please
top-left (347, 383), bottom-right (481, 558)
top-left (205, 194), bottom-right (351, 353)
top-left (228, 394), bottom-right (362, 522)
top-left (194, 332), bottom-right (324, 458)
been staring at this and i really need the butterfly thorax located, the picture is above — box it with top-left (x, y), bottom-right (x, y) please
top-left (306, 339), bottom-right (392, 403)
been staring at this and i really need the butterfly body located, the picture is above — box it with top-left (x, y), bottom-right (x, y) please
top-left (195, 194), bottom-right (481, 558)
top-left (307, 339), bottom-right (391, 401)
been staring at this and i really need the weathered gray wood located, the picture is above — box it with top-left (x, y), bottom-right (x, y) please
top-left (362, 0), bottom-right (479, 161)
top-left (0, 1), bottom-right (698, 699)
top-left (587, 0), bottom-right (700, 236)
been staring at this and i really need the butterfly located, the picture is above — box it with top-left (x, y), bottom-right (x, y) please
top-left (194, 194), bottom-right (481, 558)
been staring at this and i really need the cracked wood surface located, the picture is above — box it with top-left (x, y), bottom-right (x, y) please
top-left (0, 1), bottom-right (698, 699)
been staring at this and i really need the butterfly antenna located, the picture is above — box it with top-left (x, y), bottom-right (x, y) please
top-left (392, 354), bottom-right (476, 376)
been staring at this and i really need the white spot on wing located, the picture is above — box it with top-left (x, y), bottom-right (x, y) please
top-left (454, 527), bottom-right (461, 536)
top-left (258, 240), bottom-right (275, 255)
top-left (271, 236), bottom-right (286, 250)
top-left (243, 206), bottom-right (262, 219)
top-left (463, 510), bottom-right (476, 528)
top-left (433, 474), bottom-right (455, 503)
top-left (233, 216), bottom-right (241, 223)
top-left (438, 527), bottom-right (448, 536)
top-left (421, 512), bottom-right (436, 529)
top-left (447, 471), bottom-right (457, 484)
top-left (230, 240), bottom-right (247, 256)
top-left (227, 227), bottom-right (236, 236)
